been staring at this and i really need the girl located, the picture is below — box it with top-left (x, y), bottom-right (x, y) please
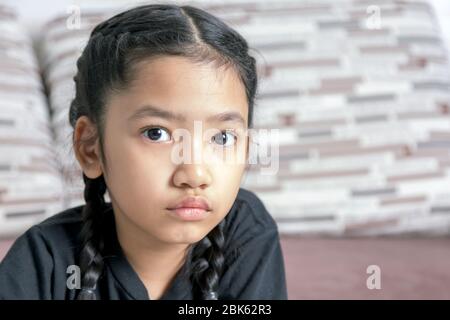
top-left (0, 4), bottom-right (287, 300)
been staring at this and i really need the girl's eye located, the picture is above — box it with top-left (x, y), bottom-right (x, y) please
top-left (142, 127), bottom-right (171, 142)
top-left (212, 130), bottom-right (237, 147)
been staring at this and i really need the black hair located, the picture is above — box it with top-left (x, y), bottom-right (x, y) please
top-left (69, 4), bottom-right (258, 300)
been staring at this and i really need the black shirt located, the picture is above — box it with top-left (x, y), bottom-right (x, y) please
top-left (0, 188), bottom-right (288, 300)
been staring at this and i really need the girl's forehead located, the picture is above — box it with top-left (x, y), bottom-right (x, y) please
top-left (108, 56), bottom-right (248, 123)
top-left (130, 56), bottom-right (242, 93)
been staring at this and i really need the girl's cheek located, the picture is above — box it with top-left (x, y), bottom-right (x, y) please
top-left (211, 162), bottom-right (245, 183)
top-left (205, 140), bottom-right (247, 163)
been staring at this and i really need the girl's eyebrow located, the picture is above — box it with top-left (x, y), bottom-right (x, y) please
top-left (128, 105), bottom-right (185, 122)
top-left (128, 104), bottom-right (246, 126)
top-left (208, 111), bottom-right (246, 127)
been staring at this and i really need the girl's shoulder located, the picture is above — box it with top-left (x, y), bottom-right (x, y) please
top-left (28, 204), bottom-right (85, 248)
top-left (235, 188), bottom-right (274, 222)
top-left (224, 188), bottom-right (279, 245)
top-left (39, 204), bottom-right (85, 226)
top-left (1, 204), bottom-right (86, 274)
top-left (218, 189), bottom-right (286, 300)
top-left (0, 205), bottom-right (86, 299)
top-left (233, 187), bottom-right (277, 227)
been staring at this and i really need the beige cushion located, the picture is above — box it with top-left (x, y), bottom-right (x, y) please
top-left (0, 5), bottom-right (64, 237)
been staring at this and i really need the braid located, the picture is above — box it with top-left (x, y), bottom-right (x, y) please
top-left (189, 220), bottom-right (226, 300)
top-left (76, 174), bottom-right (107, 300)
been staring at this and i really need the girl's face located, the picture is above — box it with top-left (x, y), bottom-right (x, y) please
top-left (98, 56), bottom-right (249, 246)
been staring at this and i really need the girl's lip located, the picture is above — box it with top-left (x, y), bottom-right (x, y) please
top-left (167, 196), bottom-right (212, 211)
top-left (166, 207), bottom-right (211, 221)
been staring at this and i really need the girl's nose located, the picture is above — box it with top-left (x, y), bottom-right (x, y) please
top-left (172, 163), bottom-right (212, 189)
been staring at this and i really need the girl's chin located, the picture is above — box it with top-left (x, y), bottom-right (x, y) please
top-left (156, 226), bottom-right (207, 245)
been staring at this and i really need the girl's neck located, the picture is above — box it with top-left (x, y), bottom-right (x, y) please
top-left (112, 206), bottom-right (190, 298)
top-left (120, 237), bottom-right (188, 300)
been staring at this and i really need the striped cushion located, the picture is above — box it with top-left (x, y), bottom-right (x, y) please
top-left (0, 5), bottom-right (64, 237)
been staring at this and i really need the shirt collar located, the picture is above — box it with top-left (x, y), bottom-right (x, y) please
top-left (102, 203), bottom-right (193, 300)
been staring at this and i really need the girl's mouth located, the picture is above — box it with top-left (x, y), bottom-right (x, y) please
top-left (168, 196), bottom-right (211, 210)
top-left (166, 207), bottom-right (211, 221)
top-left (166, 196), bottom-right (212, 221)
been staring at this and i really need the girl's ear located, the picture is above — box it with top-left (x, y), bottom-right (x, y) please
top-left (73, 116), bottom-right (103, 179)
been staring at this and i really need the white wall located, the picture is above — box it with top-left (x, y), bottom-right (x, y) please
top-left (3, 0), bottom-right (450, 50)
